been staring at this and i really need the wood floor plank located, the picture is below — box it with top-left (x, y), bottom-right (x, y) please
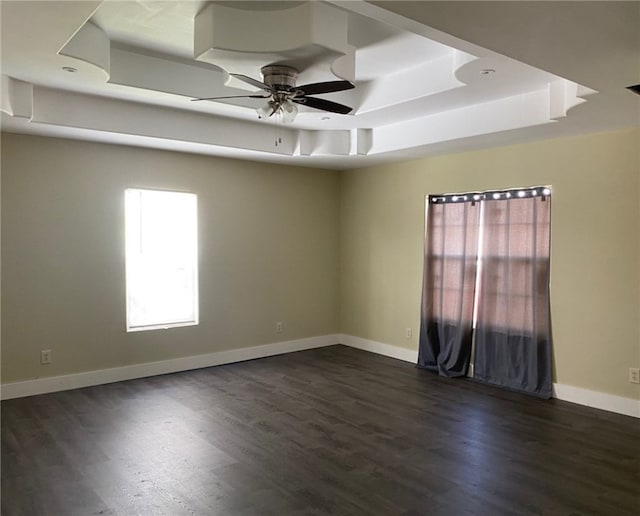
top-left (2, 345), bottom-right (639, 515)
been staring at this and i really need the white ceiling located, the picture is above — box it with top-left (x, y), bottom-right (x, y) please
top-left (1, 1), bottom-right (638, 169)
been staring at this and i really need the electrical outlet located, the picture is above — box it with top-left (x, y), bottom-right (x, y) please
top-left (406, 327), bottom-right (412, 340)
top-left (41, 349), bottom-right (52, 365)
top-left (276, 321), bottom-right (283, 333)
top-left (629, 368), bottom-right (640, 384)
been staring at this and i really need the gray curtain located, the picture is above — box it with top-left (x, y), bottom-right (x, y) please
top-left (418, 198), bottom-right (479, 377)
top-left (473, 195), bottom-right (553, 398)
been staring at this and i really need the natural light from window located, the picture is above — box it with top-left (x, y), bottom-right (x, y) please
top-left (125, 188), bottom-right (198, 332)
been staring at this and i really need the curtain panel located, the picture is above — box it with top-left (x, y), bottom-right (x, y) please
top-left (417, 200), bottom-right (479, 377)
top-left (418, 188), bottom-right (553, 398)
top-left (474, 196), bottom-right (553, 398)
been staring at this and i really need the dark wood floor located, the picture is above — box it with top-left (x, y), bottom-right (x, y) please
top-left (2, 345), bottom-right (639, 515)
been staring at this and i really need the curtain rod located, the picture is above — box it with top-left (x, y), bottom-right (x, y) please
top-left (429, 186), bottom-right (551, 204)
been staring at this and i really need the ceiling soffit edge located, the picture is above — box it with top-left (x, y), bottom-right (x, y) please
top-left (194, 2), bottom-right (355, 83)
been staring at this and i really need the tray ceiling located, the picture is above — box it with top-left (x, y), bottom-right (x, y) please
top-left (1, 1), bottom-right (638, 169)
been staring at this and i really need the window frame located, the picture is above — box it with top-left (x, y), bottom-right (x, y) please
top-left (124, 187), bottom-right (199, 333)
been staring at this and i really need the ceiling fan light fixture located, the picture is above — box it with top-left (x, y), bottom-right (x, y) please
top-left (256, 99), bottom-right (298, 123)
top-left (256, 102), bottom-right (275, 119)
top-left (281, 100), bottom-right (298, 123)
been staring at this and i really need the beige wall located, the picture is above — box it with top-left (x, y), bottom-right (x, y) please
top-left (340, 128), bottom-right (640, 400)
top-left (1, 134), bottom-right (340, 383)
top-left (3, 129), bottom-right (639, 402)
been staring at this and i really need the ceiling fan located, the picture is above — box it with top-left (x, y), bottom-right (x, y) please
top-left (192, 65), bottom-right (354, 123)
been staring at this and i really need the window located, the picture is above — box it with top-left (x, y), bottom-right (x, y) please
top-left (125, 188), bottom-right (198, 332)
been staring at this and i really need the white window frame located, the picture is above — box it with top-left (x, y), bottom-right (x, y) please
top-left (125, 188), bottom-right (199, 332)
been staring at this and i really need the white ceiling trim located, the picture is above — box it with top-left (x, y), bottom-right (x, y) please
top-left (1, 0), bottom-right (636, 169)
top-left (3, 73), bottom-right (590, 160)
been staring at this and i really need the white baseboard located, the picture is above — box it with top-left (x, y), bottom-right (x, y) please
top-left (1, 334), bottom-right (340, 400)
top-left (552, 383), bottom-right (640, 419)
top-left (339, 334), bottom-right (640, 419)
top-left (4, 333), bottom-right (638, 419)
top-left (338, 334), bottom-right (418, 363)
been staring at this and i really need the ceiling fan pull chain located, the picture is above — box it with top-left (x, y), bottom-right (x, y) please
top-left (275, 111), bottom-right (283, 147)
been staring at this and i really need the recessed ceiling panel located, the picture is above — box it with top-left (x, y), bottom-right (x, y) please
top-left (0, 0), bottom-right (624, 169)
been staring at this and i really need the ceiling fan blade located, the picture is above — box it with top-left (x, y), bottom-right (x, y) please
top-left (229, 73), bottom-right (270, 91)
top-left (296, 80), bottom-right (354, 96)
top-left (191, 94), bottom-right (269, 102)
top-left (293, 96), bottom-right (353, 115)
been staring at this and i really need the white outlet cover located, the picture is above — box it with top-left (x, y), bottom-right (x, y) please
top-left (41, 350), bottom-right (52, 364)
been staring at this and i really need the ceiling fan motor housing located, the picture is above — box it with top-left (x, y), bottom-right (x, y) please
top-left (261, 65), bottom-right (299, 92)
